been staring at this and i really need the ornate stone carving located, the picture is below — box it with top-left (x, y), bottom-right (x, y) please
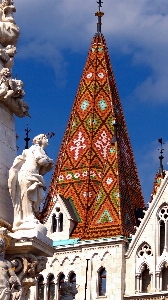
top-left (0, 45), bottom-right (16, 69)
top-left (137, 243), bottom-right (153, 258)
top-left (8, 134), bottom-right (54, 230)
top-left (0, 68), bottom-right (30, 117)
top-left (0, 0), bottom-right (20, 47)
top-left (0, 234), bottom-right (22, 300)
top-left (9, 254), bottom-right (47, 300)
top-left (60, 282), bottom-right (78, 300)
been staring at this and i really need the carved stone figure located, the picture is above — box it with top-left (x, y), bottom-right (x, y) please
top-left (0, 235), bottom-right (22, 300)
top-left (60, 282), bottom-right (78, 300)
top-left (0, 45), bottom-right (17, 69)
top-left (0, 68), bottom-right (30, 117)
top-left (8, 134), bottom-right (54, 230)
top-left (9, 254), bottom-right (47, 300)
top-left (0, 0), bottom-right (20, 47)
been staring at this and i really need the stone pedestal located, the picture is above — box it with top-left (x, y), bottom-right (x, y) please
top-left (5, 229), bottom-right (54, 300)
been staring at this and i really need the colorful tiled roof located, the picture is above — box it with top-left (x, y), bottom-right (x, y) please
top-left (43, 33), bottom-right (145, 239)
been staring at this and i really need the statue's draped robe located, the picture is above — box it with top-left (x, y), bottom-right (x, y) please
top-left (8, 144), bottom-right (53, 228)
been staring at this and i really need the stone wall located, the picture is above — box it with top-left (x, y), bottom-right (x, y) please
top-left (0, 102), bottom-right (16, 228)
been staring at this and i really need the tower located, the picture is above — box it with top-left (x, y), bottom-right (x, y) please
top-left (43, 0), bottom-right (145, 240)
top-left (40, 4), bottom-right (146, 300)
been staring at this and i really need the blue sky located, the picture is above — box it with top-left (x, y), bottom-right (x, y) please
top-left (13, 0), bottom-right (168, 203)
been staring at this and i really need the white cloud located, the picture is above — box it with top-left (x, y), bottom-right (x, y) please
top-left (14, 0), bottom-right (168, 101)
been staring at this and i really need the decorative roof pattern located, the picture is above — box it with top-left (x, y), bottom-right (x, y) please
top-left (43, 34), bottom-right (144, 239)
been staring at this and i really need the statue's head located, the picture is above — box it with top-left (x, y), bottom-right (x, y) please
top-left (60, 282), bottom-right (78, 297)
top-left (36, 256), bottom-right (47, 273)
top-left (33, 134), bottom-right (48, 148)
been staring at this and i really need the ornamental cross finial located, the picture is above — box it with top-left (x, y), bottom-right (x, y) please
top-left (24, 124), bottom-right (31, 149)
top-left (97, 0), bottom-right (103, 10)
top-left (95, 0), bottom-right (104, 35)
top-left (158, 137), bottom-right (165, 176)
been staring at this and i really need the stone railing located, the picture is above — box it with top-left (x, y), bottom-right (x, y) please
top-left (124, 294), bottom-right (168, 300)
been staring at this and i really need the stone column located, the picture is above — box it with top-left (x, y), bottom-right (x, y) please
top-left (0, 0), bottom-right (30, 230)
top-left (156, 272), bottom-right (160, 291)
top-left (135, 274), bottom-right (140, 293)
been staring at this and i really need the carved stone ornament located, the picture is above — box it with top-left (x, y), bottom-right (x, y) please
top-left (60, 282), bottom-right (78, 300)
top-left (8, 134), bottom-right (54, 231)
top-left (0, 0), bottom-right (20, 47)
top-left (0, 233), bottom-right (22, 300)
top-left (0, 45), bottom-right (17, 69)
top-left (0, 68), bottom-right (30, 117)
top-left (8, 254), bottom-right (47, 300)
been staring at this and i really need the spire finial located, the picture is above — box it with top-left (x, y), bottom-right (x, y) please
top-left (95, 0), bottom-right (104, 35)
top-left (24, 124), bottom-right (31, 149)
top-left (158, 137), bottom-right (165, 176)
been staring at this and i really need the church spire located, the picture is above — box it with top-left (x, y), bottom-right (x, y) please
top-left (43, 9), bottom-right (144, 240)
top-left (95, 0), bottom-right (104, 34)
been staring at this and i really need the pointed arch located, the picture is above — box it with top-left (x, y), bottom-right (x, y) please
top-left (101, 251), bottom-right (111, 261)
top-left (157, 258), bottom-right (168, 272)
top-left (138, 261), bottom-right (151, 274)
top-left (60, 256), bottom-right (70, 266)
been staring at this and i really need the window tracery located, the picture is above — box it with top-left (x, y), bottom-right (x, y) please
top-left (157, 205), bottom-right (168, 255)
top-left (137, 243), bottom-right (153, 258)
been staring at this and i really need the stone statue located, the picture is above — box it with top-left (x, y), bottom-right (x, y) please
top-left (8, 134), bottom-right (54, 230)
top-left (0, 0), bottom-right (20, 47)
top-left (0, 68), bottom-right (30, 117)
top-left (0, 45), bottom-right (17, 69)
top-left (60, 282), bottom-right (78, 300)
top-left (0, 235), bottom-right (22, 300)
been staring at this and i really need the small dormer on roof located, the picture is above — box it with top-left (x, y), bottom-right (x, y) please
top-left (45, 194), bottom-right (79, 241)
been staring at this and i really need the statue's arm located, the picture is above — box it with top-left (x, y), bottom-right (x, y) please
top-left (34, 146), bottom-right (54, 166)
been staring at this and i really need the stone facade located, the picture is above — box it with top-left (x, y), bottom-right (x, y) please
top-left (28, 172), bottom-right (168, 300)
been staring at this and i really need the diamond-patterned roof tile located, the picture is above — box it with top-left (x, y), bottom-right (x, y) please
top-left (43, 34), bottom-right (145, 239)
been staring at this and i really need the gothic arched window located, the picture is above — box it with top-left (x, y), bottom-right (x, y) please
top-left (69, 272), bottom-right (76, 285)
top-left (158, 205), bottom-right (168, 255)
top-left (52, 214), bottom-right (57, 233)
top-left (58, 274), bottom-right (65, 300)
top-left (98, 268), bottom-right (106, 296)
top-left (59, 273), bottom-right (65, 289)
top-left (48, 275), bottom-right (55, 300)
top-left (38, 276), bottom-right (44, 300)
